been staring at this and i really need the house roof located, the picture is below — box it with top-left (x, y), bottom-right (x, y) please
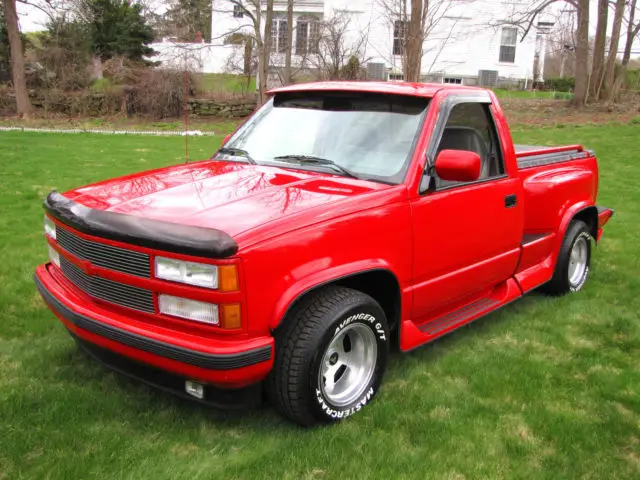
top-left (268, 81), bottom-right (485, 98)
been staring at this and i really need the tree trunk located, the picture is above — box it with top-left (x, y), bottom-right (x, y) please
top-left (600, 0), bottom-right (626, 101)
top-left (3, 0), bottom-right (31, 116)
top-left (243, 39), bottom-right (252, 75)
top-left (256, 0), bottom-right (274, 105)
top-left (589, 0), bottom-right (608, 101)
top-left (283, 0), bottom-right (293, 84)
top-left (611, 0), bottom-right (639, 100)
top-left (262, 0), bottom-right (273, 93)
top-left (571, 0), bottom-right (589, 107)
top-left (405, 0), bottom-right (422, 82)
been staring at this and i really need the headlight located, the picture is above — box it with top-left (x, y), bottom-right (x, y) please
top-left (158, 294), bottom-right (219, 325)
top-left (44, 215), bottom-right (56, 239)
top-left (48, 245), bottom-right (60, 267)
top-left (155, 257), bottom-right (218, 289)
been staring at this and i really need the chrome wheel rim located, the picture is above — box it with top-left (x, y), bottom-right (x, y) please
top-left (568, 236), bottom-right (588, 286)
top-left (318, 323), bottom-right (378, 407)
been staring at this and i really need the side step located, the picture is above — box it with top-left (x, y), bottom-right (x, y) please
top-left (419, 297), bottom-right (499, 336)
top-left (399, 279), bottom-right (523, 351)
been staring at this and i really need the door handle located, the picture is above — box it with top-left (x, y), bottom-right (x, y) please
top-left (504, 194), bottom-right (517, 208)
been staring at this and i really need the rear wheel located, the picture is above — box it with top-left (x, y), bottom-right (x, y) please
top-left (542, 220), bottom-right (591, 295)
top-left (267, 286), bottom-right (389, 426)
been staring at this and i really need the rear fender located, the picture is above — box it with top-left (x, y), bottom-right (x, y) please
top-left (554, 202), bottom-right (598, 259)
top-left (270, 260), bottom-right (401, 331)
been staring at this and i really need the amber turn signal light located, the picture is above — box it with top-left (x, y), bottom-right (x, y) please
top-left (218, 265), bottom-right (239, 292)
top-left (220, 304), bottom-right (242, 329)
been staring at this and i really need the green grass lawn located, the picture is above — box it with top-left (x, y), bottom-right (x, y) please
top-left (199, 73), bottom-right (256, 94)
top-left (0, 125), bottom-right (638, 479)
top-left (493, 89), bottom-right (573, 101)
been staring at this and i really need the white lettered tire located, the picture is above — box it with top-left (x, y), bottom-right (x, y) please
top-left (542, 220), bottom-right (592, 295)
top-left (267, 286), bottom-right (389, 426)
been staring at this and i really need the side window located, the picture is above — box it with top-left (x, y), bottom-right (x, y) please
top-left (435, 102), bottom-right (505, 188)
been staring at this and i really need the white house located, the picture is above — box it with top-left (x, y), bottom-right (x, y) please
top-left (152, 0), bottom-right (553, 87)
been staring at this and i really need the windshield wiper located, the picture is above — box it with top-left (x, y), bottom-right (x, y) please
top-left (273, 155), bottom-right (360, 179)
top-left (216, 147), bottom-right (257, 165)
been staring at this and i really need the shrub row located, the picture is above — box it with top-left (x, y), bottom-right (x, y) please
top-left (0, 68), bottom-right (256, 118)
top-left (543, 77), bottom-right (575, 92)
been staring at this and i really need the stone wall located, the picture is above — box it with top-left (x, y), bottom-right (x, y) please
top-left (0, 88), bottom-right (257, 119)
top-left (188, 97), bottom-right (256, 117)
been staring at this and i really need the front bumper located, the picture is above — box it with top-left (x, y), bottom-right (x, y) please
top-left (35, 264), bottom-right (274, 391)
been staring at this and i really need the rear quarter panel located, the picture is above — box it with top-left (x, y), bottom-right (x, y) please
top-left (519, 155), bottom-right (598, 235)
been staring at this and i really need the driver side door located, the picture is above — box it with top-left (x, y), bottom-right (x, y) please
top-left (410, 96), bottom-right (523, 322)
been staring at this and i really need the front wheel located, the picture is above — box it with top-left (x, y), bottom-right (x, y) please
top-left (267, 287), bottom-right (389, 426)
top-left (541, 220), bottom-right (592, 295)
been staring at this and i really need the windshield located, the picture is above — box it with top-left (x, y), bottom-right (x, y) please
top-left (218, 91), bottom-right (430, 184)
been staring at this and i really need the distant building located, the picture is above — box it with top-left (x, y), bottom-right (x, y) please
top-left (152, 0), bottom-right (553, 87)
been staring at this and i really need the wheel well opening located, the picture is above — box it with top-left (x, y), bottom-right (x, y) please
top-left (333, 270), bottom-right (401, 333)
top-left (573, 207), bottom-right (598, 242)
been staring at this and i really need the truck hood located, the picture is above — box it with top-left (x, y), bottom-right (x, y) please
top-left (65, 160), bottom-right (390, 240)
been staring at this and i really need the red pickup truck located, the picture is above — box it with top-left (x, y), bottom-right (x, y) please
top-left (35, 82), bottom-right (613, 425)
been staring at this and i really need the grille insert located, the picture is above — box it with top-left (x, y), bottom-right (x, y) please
top-left (57, 227), bottom-right (150, 278)
top-left (60, 257), bottom-right (155, 314)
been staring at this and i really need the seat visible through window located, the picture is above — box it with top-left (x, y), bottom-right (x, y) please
top-left (433, 102), bottom-right (505, 188)
top-left (437, 126), bottom-right (490, 179)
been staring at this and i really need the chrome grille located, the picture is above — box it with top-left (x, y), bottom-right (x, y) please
top-left (56, 227), bottom-right (150, 278)
top-left (60, 257), bottom-right (155, 314)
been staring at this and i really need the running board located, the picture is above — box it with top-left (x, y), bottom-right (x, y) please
top-left (419, 297), bottom-right (500, 336)
top-left (399, 278), bottom-right (523, 352)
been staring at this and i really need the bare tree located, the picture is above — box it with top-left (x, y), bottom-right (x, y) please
top-left (600, 0), bottom-right (626, 101)
top-left (571, 0), bottom-right (589, 106)
top-left (224, 37), bottom-right (258, 93)
top-left (611, 0), bottom-right (640, 99)
top-left (405, 0), bottom-right (423, 82)
top-left (543, 9), bottom-right (576, 78)
top-left (589, 0), bottom-right (608, 99)
top-left (310, 13), bottom-right (368, 80)
top-left (378, 0), bottom-right (452, 81)
top-left (3, 0), bottom-right (31, 116)
top-left (500, 0), bottom-right (589, 106)
top-left (212, 0), bottom-right (275, 104)
top-left (283, 0), bottom-right (293, 84)
top-left (260, 0), bottom-right (273, 101)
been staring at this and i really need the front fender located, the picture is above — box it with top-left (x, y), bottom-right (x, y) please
top-left (270, 260), bottom-right (397, 331)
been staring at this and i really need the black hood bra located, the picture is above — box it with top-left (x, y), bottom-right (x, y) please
top-left (44, 191), bottom-right (238, 258)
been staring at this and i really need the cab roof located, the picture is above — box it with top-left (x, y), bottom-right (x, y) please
top-left (268, 81), bottom-right (486, 98)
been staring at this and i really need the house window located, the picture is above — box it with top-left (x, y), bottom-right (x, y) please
top-left (443, 77), bottom-right (462, 84)
top-left (233, 3), bottom-right (243, 18)
top-left (389, 73), bottom-right (404, 81)
top-left (271, 17), bottom-right (288, 54)
top-left (296, 17), bottom-right (320, 55)
top-left (499, 27), bottom-right (517, 63)
top-left (393, 20), bottom-right (407, 56)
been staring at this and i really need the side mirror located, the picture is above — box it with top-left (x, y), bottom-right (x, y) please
top-left (434, 149), bottom-right (481, 183)
top-left (222, 133), bottom-right (231, 145)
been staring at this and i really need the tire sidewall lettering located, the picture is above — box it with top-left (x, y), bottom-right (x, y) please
top-left (334, 312), bottom-right (387, 342)
top-left (315, 386), bottom-right (374, 419)
top-left (312, 308), bottom-right (388, 421)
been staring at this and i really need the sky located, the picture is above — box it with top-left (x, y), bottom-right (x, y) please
top-left (17, 3), bottom-right (49, 32)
